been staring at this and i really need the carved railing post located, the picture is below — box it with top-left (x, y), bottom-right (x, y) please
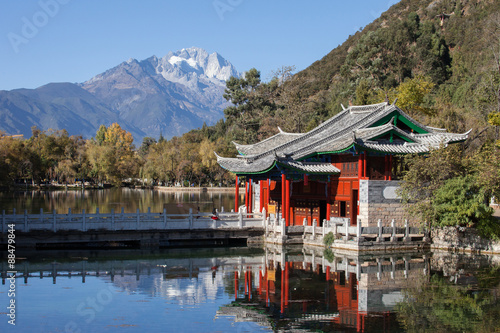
top-left (404, 219), bottom-right (409, 242)
top-left (344, 220), bottom-right (349, 241)
top-left (391, 219), bottom-right (396, 242)
top-left (377, 219), bottom-right (382, 242)
top-left (312, 219), bottom-right (317, 239)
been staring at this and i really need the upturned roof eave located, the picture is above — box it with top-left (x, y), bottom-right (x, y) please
top-left (232, 130), bottom-right (302, 156)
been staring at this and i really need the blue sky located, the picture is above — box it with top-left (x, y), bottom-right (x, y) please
top-left (0, 0), bottom-right (399, 91)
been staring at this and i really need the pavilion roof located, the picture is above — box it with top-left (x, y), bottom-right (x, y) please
top-left (216, 102), bottom-right (470, 175)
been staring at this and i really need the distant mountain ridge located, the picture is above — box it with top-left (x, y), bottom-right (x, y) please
top-left (0, 47), bottom-right (240, 142)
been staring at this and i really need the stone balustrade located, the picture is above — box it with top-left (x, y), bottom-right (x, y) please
top-left (264, 215), bottom-right (427, 248)
top-left (1, 207), bottom-right (266, 233)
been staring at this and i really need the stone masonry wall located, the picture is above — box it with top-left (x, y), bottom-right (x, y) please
top-left (358, 180), bottom-right (408, 227)
top-left (431, 227), bottom-right (500, 254)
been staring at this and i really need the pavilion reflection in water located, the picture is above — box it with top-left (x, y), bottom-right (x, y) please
top-left (218, 246), bottom-right (428, 332)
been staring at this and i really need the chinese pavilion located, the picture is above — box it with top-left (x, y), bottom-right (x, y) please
top-left (216, 101), bottom-right (469, 227)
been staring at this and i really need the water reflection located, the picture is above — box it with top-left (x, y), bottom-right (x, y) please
top-left (0, 188), bottom-right (243, 214)
top-left (396, 253), bottom-right (500, 333)
top-left (224, 246), bottom-right (425, 332)
top-left (1, 247), bottom-right (499, 332)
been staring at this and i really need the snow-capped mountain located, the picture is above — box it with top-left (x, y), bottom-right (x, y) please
top-left (157, 47), bottom-right (239, 83)
top-left (82, 47), bottom-right (240, 140)
top-left (0, 47), bottom-right (240, 142)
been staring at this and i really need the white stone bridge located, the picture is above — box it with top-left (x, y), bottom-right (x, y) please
top-left (1, 208), bottom-right (427, 250)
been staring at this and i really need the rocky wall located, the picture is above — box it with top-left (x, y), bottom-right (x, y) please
top-left (431, 227), bottom-right (500, 254)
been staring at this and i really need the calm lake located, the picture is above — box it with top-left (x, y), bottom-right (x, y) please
top-left (1, 246), bottom-right (500, 332)
top-left (1, 189), bottom-right (500, 332)
top-left (0, 188), bottom-right (243, 214)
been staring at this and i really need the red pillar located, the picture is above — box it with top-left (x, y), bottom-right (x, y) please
top-left (248, 271), bottom-right (252, 301)
top-left (281, 173), bottom-right (286, 222)
top-left (245, 180), bottom-right (248, 211)
top-left (285, 178), bottom-right (291, 226)
top-left (244, 269), bottom-right (248, 295)
top-left (248, 179), bottom-right (252, 214)
top-left (363, 152), bottom-right (368, 179)
top-left (235, 176), bottom-right (239, 212)
top-left (234, 271), bottom-right (238, 300)
top-left (267, 178), bottom-right (271, 205)
top-left (326, 181), bottom-right (331, 221)
top-left (266, 275), bottom-right (270, 306)
top-left (326, 202), bottom-right (331, 221)
top-left (259, 181), bottom-right (264, 213)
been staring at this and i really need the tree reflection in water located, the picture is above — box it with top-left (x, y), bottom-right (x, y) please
top-left (396, 266), bottom-right (500, 332)
top-left (0, 188), bottom-right (242, 214)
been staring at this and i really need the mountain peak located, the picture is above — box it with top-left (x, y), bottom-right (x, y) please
top-left (126, 57), bottom-right (137, 64)
top-left (157, 46), bottom-right (239, 82)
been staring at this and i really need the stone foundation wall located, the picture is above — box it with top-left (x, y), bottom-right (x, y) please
top-left (431, 227), bottom-right (500, 254)
top-left (358, 180), bottom-right (408, 227)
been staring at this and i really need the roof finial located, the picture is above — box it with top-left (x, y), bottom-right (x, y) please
top-left (385, 92), bottom-right (389, 104)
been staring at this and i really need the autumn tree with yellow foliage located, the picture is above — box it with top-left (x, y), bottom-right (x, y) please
top-left (87, 123), bottom-right (140, 186)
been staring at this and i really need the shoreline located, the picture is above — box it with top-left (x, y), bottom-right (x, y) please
top-left (154, 186), bottom-right (243, 193)
top-left (0, 185), bottom-right (243, 193)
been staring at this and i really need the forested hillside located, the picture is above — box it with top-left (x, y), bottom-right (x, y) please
top-left (296, 0), bottom-right (499, 140)
top-left (217, 0), bottom-right (500, 149)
